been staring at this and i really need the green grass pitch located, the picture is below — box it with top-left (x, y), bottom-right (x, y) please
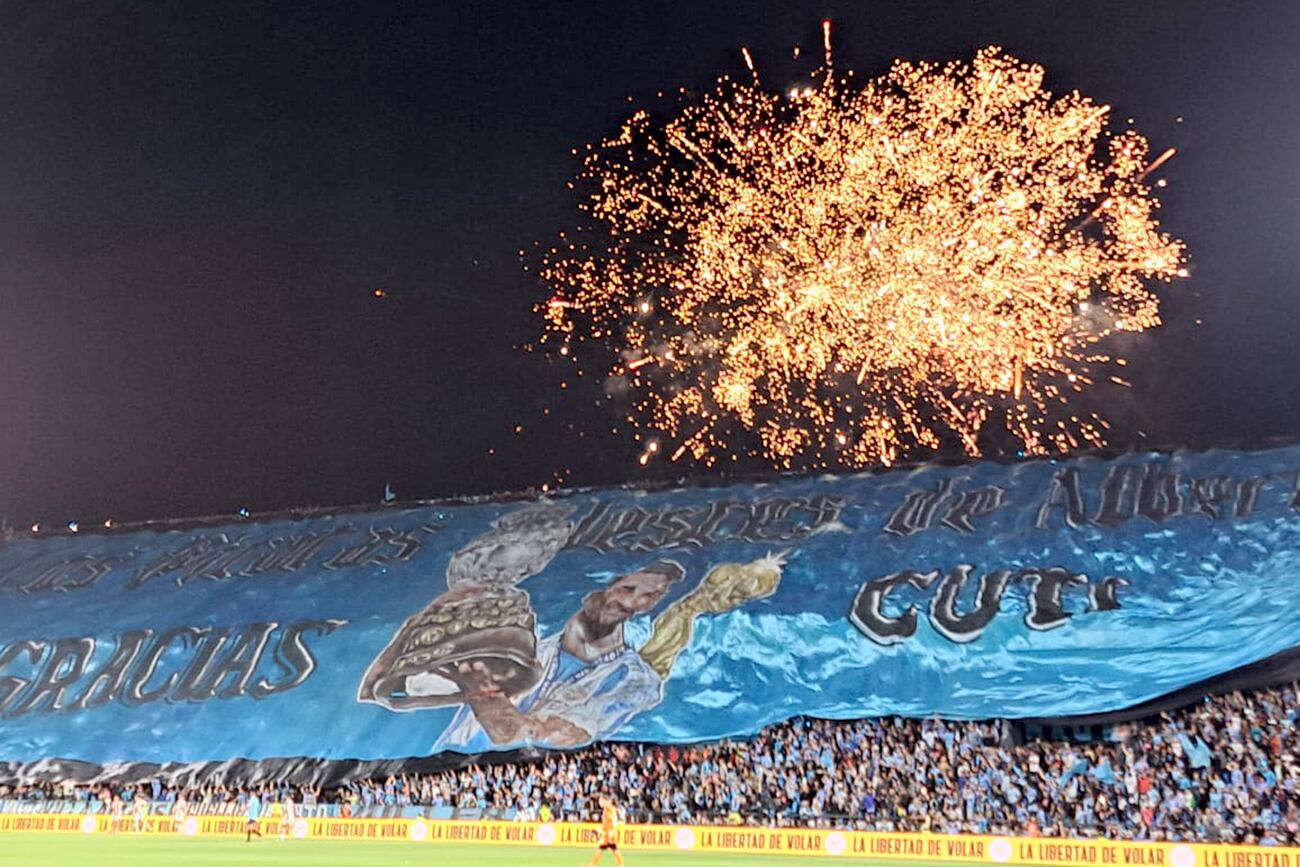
top-left (0, 836), bottom-right (947, 866)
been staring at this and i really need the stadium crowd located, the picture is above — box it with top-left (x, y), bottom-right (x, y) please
top-left (2, 687), bottom-right (1296, 844)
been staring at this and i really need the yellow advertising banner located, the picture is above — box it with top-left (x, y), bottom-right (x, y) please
top-left (0, 812), bottom-right (1296, 867)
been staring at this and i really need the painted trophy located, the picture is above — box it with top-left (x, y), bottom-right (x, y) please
top-left (358, 504), bottom-right (574, 709)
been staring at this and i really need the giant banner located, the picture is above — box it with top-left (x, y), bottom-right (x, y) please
top-left (1, 446), bottom-right (1299, 765)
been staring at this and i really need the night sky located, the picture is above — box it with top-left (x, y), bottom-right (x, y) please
top-left (2, 0), bottom-right (1298, 527)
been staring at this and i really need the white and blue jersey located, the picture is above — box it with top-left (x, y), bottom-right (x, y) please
top-left (431, 632), bottom-right (662, 752)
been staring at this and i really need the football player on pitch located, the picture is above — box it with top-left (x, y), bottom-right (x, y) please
top-left (584, 794), bottom-right (624, 867)
top-left (278, 791), bottom-right (297, 841)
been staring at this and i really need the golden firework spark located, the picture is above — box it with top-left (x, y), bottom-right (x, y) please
top-left (536, 43), bottom-right (1186, 469)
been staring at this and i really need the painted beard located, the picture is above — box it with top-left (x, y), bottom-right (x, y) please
top-left (577, 591), bottom-right (626, 641)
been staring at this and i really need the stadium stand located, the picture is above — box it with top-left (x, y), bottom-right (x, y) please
top-left (3, 686), bottom-right (1296, 844)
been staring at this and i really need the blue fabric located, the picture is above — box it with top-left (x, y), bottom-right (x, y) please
top-left (1178, 733), bottom-right (1213, 769)
top-left (1060, 758), bottom-right (1089, 785)
top-left (0, 446), bottom-right (1298, 763)
top-left (1090, 758), bottom-right (1116, 784)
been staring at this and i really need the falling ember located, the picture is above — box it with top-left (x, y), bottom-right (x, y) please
top-left (626, 355), bottom-right (655, 371)
top-left (1141, 147), bottom-right (1177, 179)
top-left (535, 39), bottom-right (1187, 468)
top-left (741, 46), bottom-right (757, 81)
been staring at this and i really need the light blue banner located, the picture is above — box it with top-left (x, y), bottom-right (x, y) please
top-left (1, 446), bottom-right (1298, 763)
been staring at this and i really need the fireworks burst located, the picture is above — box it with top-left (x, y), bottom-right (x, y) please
top-left (536, 37), bottom-right (1186, 469)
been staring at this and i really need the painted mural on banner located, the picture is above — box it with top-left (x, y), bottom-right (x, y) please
top-left (1, 446), bottom-right (1299, 764)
